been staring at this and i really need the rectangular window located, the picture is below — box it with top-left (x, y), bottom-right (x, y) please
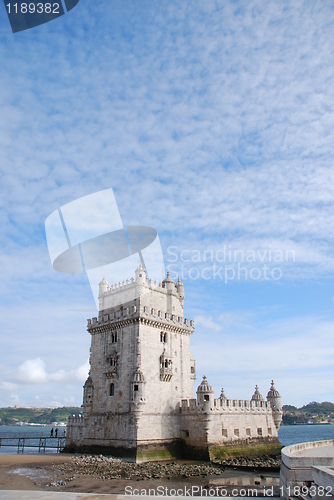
top-left (268, 427), bottom-right (272, 435)
top-left (257, 427), bottom-right (262, 436)
top-left (191, 366), bottom-right (195, 373)
top-left (234, 429), bottom-right (239, 437)
top-left (204, 395), bottom-right (209, 402)
top-left (222, 429), bottom-right (228, 437)
top-left (134, 385), bottom-right (139, 392)
top-left (246, 428), bottom-right (251, 436)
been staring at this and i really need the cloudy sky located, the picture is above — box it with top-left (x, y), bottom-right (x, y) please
top-left (1, 0), bottom-right (334, 408)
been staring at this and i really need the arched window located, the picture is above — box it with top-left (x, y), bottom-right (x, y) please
top-left (109, 383), bottom-right (114, 397)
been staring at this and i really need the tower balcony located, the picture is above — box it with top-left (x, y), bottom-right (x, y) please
top-left (160, 366), bottom-right (173, 382)
top-left (104, 367), bottom-right (117, 379)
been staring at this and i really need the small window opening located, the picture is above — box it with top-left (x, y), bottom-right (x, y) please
top-left (204, 394), bottom-right (210, 402)
top-left (257, 427), bottom-right (262, 436)
top-left (109, 383), bottom-right (114, 397)
top-left (134, 385), bottom-right (139, 392)
top-left (160, 332), bottom-right (167, 343)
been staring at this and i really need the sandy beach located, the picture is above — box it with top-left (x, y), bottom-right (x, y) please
top-left (0, 454), bottom-right (280, 496)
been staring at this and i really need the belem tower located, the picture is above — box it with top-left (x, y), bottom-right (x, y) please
top-left (66, 264), bottom-right (282, 461)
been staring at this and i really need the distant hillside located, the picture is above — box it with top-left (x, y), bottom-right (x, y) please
top-left (0, 407), bottom-right (81, 425)
top-left (282, 402), bottom-right (334, 425)
top-left (1, 402), bottom-right (333, 426)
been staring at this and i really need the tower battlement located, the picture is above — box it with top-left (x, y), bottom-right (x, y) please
top-left (181, 398), bottom-right (272, 411)
top-left (98, 265), bottom-right (185, 316)
top-left (88, 308), bottom-right (194, 331)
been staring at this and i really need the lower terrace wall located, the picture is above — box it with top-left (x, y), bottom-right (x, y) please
top-left (65, 398), bottom-right (281, 462)
top-left (180, 398), bottom-right (281, 460)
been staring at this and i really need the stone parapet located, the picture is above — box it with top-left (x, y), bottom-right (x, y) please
top-left (181, 397), bottom-right (273, 414)
top-left (280, 440), bottom-right (334, 499)
top-left (87, 308), bottom-right (194, 336)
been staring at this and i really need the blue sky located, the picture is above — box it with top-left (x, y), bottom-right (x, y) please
top-left (1, 0), bottom-right (334, 408)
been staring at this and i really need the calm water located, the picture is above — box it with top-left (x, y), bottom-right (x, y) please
top-left (0, 424), bottom-right (333, 455)
top-left (278, 423), bottom-right (334, 446)
top-left (0, 425), bottom-right (66, 454)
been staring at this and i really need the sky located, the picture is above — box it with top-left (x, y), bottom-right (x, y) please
top-left (1, 0), bottom-right (334, 409)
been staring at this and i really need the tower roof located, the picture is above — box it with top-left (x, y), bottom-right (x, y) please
top-left (136, 262), bottom-right (146, 273)
top-left (220, 387), bottom-right (227, 400)
top-left (132, 369), bottom-right (145, 383)
top-left (163, 271), bottom-right (174, 283)
top-left (251, 384), bottom-right (264, 401)
top-left (197, 375), bottom-right (214, 394)
top-left (267, 380), bottom-right (280, 398)
top-left (84, 375), bottom-right (93, 387)
top-left (99, 275), bottom-right (109, 286)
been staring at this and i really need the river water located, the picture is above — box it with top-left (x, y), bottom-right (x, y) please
top-left (0, 423), bottom-right (334, 454)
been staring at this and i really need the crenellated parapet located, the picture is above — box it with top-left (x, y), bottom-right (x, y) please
top-left (87, 306), bottom-right (194, 335)
top-left (181, 376), bottom-right (282, 421)
top-left (67, 415), bottom-right (84, 427)
top-left (181, 397), bottom-right (273, 414)
top-left (97, 265), bottom-right (187, 314)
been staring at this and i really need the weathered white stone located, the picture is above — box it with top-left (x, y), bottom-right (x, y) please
top-left (67, 265), bottom-right (282, 461)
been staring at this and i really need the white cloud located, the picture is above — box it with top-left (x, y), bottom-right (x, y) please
top-left (194, 315), bottom-right (222, 332)
top-left (11, 358), bottom-right (89, 385)
top-left (0, 382), bottom-right (18, 391)
top-left (16, 358), bottom-right (48, 384)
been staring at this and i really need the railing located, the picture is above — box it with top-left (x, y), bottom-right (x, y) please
top-left (160, 367), bottom-right (173, 381)
top-left (0, 436), bottom-right (66, 454)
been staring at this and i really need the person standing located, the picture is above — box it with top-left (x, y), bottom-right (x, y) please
top-left (50, 427), bottom-right (54, 437)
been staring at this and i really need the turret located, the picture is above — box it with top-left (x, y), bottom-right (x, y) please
top-left (220, 387), bottom-right (227, 402)
top-left (251, 385), bottom-right (264, 401)
top-left (176, 276), bottom-right (185, 308)
top-left (82, 375), bottom-right (94, 418)
top-left (99, 276), bottom-right (109, 295)
top-left (135, 262), bottom-right (146, 285)
top-left (162, 271), bottom-right (176, 292)
top-left (196, 375), bottom-right (214, 409)
top-left (266, 380), bottom-right (283, 429)
top-left (131, 369), bottom-right (145, 405)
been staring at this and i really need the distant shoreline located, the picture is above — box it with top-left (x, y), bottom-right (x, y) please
top-left (281, 422), bottom-right (333, 426)
top-left (0, 422), bottom-right (67, 427)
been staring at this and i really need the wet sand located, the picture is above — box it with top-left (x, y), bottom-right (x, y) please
top-left (0, 454), bottom-right (280, 496)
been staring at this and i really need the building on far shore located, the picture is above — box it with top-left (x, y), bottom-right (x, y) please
top-left (66, 264), bottom-right (282, 462)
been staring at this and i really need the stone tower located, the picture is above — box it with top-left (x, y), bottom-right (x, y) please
top-left (66, 265), bottom-right (282, 462)
top-left (66, 264), bottom-right (196, 461)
